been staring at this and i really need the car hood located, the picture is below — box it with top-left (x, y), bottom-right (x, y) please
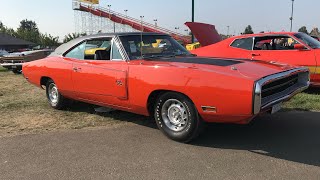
top-left (137, 57), bottom-right (297, 81)
top-left (185, 22), bottom-right (222, 47)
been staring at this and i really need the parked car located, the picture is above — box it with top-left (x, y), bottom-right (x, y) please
top-left (0, 49), bottom-right (52, 74)
top-left (0, 49), bottom-right (9, 57)
top-left (22, 32), bottom-right (309, 142)
top-left (189, 31), bottom-right (319, 86)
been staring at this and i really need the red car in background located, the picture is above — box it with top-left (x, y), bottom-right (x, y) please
top-left (188, 27), bottom-right (319, 86)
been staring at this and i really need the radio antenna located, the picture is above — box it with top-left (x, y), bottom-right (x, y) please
top-left (140, 16), bottom-right (144, 58)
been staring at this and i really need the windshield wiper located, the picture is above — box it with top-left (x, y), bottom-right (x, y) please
top-left (174, 53), bottom-right (197, 57)
top-left (142, 54), bottom-right (175, 60)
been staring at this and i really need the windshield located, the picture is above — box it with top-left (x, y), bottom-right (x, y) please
top-left (294, 33), bottom-right (320, 49)
top-left (119, 35), bottom-right (190, 60)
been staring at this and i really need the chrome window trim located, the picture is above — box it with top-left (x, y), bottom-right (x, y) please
top-left (110, 37), bottom-right (124, 61)
top-left (253, 67), bottom-right (310, 115)
top-left (113, 36), bottom-right (130, 61)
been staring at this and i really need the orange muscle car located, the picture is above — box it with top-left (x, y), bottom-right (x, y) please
top-left (23, 33), bottom-right (310, 142)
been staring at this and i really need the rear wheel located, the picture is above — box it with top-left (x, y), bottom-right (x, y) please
top-left (46, 79), bottom-right (68, 110)
top-left (154, 92), bottom-right (204, 143)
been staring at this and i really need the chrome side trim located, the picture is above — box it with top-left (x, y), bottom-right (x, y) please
top-left (253, 67), bottom-right (310, 115)
top-left (0, 63), bottom-right (23, 66)
top-left (201, 106), bottom-right (217, 113)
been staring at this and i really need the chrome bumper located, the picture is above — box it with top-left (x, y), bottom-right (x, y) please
top-left (1, 63), bottom-right (23, 67)
top-left (253, 67), bottom-right (310, 115)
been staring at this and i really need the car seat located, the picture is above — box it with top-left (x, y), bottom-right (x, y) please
top-left (95, 50), bottom-right (111, 60)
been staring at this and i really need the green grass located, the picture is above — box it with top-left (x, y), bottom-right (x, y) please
top-left (0, 66), bottom-right (8, 72)
top-left (0, 71), bottom-right (149, 137)
top-left (283, 89), bottom-right (320, 111)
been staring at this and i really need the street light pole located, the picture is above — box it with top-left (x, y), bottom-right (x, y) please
top-left (140, 16), bottom-right (144, 57)
top-left (175, 27), bottom-right (180, 34)
top-left (154, 19), bottom-right (158, 28)
top-left (185, 29), bottom-right (189, 35)
top-left (124, 10), bottom-right (128, 32)
top-left (290, 0), bottom-right (295, 32)
top-left (191, 0), bottom-right (195, 43)
top-left (107, 5), bottom-right (111, 18)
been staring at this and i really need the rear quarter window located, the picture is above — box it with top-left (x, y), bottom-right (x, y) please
top-left (230, 38), bottom-right (253, 50)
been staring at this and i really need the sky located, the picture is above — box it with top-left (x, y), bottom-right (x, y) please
top-left (0, 0), bottom-right (319, 41)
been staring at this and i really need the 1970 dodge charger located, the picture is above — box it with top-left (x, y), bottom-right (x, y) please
top-left (23, 32), bottom-right (310, 142)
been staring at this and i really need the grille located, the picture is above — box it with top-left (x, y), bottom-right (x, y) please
top-left (261, 74), bottom-right (299, 98)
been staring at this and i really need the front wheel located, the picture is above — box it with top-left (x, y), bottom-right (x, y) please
top-left (154, 92), bottom-right (204, 143)
top-left (46, 79), bottom-right (68, 110)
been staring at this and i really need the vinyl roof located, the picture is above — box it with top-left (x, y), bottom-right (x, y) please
top-left (51, 32), bottom-right (168, 56)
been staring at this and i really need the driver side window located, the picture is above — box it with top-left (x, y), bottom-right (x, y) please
top-left (111, 40), bottom-right (123, 60)
top-left (65, 42), bottom-right (86, 59)
top-left (254, 36), bottom-right (301, 51)
top-left (64, 38), bottom-right (112, 60)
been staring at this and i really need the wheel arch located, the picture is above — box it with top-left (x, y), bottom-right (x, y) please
top-left (147, 90), bottom-right (195, 116)
top-left (40, 76), bottom-right (53, 89)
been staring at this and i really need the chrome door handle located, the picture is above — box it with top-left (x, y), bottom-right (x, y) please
top-left (73, 67), bottom-right (81, 72)
top-left (252, 53), bottom-right (261, 57)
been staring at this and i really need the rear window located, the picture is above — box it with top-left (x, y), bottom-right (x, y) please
top-left (230, 38), bottom-right (253, 50)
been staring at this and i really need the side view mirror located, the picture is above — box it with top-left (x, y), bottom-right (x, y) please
top-left (294, 44), bottom-right (306, 50)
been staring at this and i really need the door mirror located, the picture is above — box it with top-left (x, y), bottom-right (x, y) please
top-left (294, 44), bottom-right (306, 50)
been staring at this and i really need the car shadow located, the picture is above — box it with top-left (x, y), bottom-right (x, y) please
top-left (305, 87), bottom-right (319, 95)
top-left (64, 102), bottom-right (320, 167)
top-left (192, 110), bottom-right (320, 167)
top-left (64, 101), bottom-right (157, 129)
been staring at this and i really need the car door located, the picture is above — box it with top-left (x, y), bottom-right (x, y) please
top-left (250, 35), bottom-right (317, 72)
top-left (66, 37), bottom-right (129, 107)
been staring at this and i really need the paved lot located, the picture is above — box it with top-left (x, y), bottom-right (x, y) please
top-left (0, 111), bottom-right (320, 180)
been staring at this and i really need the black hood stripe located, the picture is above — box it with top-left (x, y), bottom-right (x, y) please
top-left (144, 57), bottom-right (243, 67)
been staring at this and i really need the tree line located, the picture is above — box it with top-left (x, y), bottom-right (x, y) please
top-left (0, 19), bottom-right (85, 48)
top-left (242, 25), bottom-right (320, 36)
top-left (298, 26), bottom-right (320, 37)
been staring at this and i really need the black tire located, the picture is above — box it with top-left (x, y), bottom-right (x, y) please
top-left (154, 92), bottom-right (204, 143)
top-left (45, 79), bottom-right (67, 110)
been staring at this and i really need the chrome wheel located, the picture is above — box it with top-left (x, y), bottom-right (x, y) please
top-left (48, 83), bottom-right (59, 105)
top-left (161, 99), bottom-right (189, 132)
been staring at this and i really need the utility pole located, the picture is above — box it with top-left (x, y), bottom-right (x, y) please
top-left (191, 0), bottom-right (195, 43)
top-left (290, 0), bottom-right (295, 32)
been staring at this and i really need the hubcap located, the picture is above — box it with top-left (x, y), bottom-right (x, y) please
top-left (48, 83), bottom-right (59, 105)
top-left (161, 99), bottom-right (189, 132)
